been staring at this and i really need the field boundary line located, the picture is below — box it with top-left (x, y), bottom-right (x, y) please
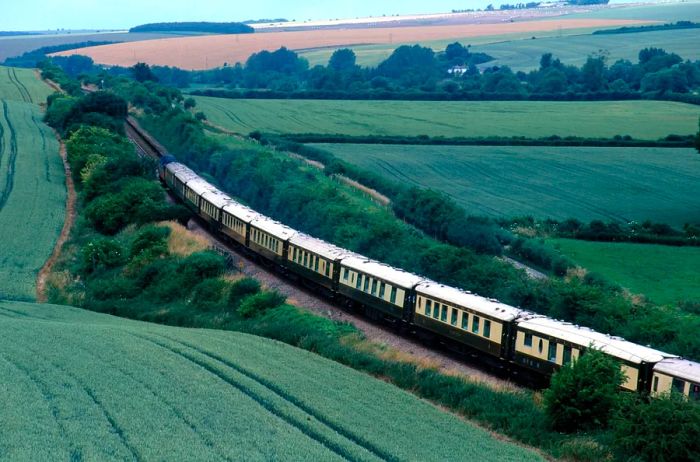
top-left (161, 333), bottom-right (399, 462)
top-left (135, 333), bottom-right (374, 462)
top-left (0, 101), bottom-right (18, 212)
top-left (37, 131), bottom-right (75, 303)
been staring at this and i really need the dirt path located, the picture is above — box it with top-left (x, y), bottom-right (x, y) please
top-left (36, 134), bottom-right (75, 303)
top-left (187, 218), bottom-right (520, 392)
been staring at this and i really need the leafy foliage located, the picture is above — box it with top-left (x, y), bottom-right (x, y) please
top-left (544, 349), bottom-right (624, 432)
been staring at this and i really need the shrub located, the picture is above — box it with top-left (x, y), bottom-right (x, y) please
top-left (190, 278), bottom-right (228, 308)
top-left (238, 291), bottom-right (286, 318)
top-left (612, 393), bottom-right (700, 462)
top-left (81, 238), bottom-right (126, 273)
top-left (130, 225), bottom-right (171, 259)
top-left (178, 251), bottom-right (226, 287)
top-left (543, 348), bottom-right (624, 432)
top-left (228, 277), bottom-right (261, 307)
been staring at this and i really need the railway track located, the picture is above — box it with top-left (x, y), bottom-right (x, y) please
top-left (123, 116), bottom-right (519, 391)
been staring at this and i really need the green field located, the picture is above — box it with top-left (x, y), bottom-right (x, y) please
top-left (0, 68), bottom-right (65, 300)
top-left (0, 66), bottom-right (53, 105)
top-left (314, 143), bottom-right (700, 227)
top-left (0, 301), bottom-right (543, 461)
top-left (473, 28), bottom-right (700, 71)
top-left (195, 97), bottom-right (700, 140)
top-left (550, 239), bottom-right (700, 306)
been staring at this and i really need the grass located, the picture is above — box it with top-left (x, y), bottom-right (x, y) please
top-left (194, 97), bottom-right (700, 140)
top-left (472, 28), bottom-right (700, 71)
top-left (313, 143), bottom-right (700, 227)
top-left (0, 300), bottom-right (544, 462)
top-left (550, 238), bottom-right (700, 306)
top-left (0, 98), bottom-right (65, 301)
top-left (0, 65), bottom-right (54, 104)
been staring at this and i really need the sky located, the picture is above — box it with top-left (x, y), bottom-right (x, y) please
top-left (3, 0), bottom-right (544, 31)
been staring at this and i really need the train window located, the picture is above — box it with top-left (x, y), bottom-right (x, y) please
top-left (450, 309), bottom-right (457, 326)
top-left (356, 275), bottom-right (362, 289)
top-left (371, 280), bottom-right (377, 295)
top-left (364, 277), bottom-right (370, 292)
top-left (563, 345), bottom-right (572, 365)
top-left (653, 376), bottom-right (659, 393)
top-left (524, 333), bottom-right (533, 347)
top-left (390, 287), bottom-right (397, 304)
top-left (691, 384), bottom-right (700, 401)
top-left (292, 247), bottom-right (297, 261)
top-left (461, 313), bottom-right (469, 330)
top-left (672, 378), bottom-right (686, 394)
top-left (483, 319), bottom-right (491, 338)
top-left (342, 268), bottom-right (349, 281)
top-left (303, 253), bottom-right (308, 267)
top-left (440, 305), bottom-right (447, 322)
top-left (314, 257), bottom-right (319, 272)
top-left (432, 302), bottom-right (439, 319)
top-left (472, 316), bottom-right (480, 334)
top-left (379, 282), bottom-right (386, 298)
top-left (325, 262), bottom-right (331, 277)
top-left (425, 300), bottom-right (432, 317)
top-left (538, 339), bottom-right (543, 354)
top-left (548, 343), bottom-right (557, 362)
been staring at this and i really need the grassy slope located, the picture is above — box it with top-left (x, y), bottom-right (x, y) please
top-left (473, 28), bottom-right (700, 71)
top-left (0, 300), bottom-right (543, 462)
top-left (314, 143), bottom-right (700, 227)
top-left (194, 97), bottom-right (700, 139)
top-left (0, 67), bottom-right (65, 301)
top-left (550, 239), bottom-right (700, 306)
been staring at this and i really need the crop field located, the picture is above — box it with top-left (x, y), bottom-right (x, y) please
top-left (53, 18), bottom-right (647, 70)
top-left (550, 239), bottom-right (700, 306)
top-left (570, 1), bottom-right (700, 22)
top-left (0, 68), bottom-right (65, 301)
top-left (0, 66), bottom-right (53, 104)
top-left (474, 27), bottom-right (700, 71)
top-left (195, 97), bottom-right (700, 140)
top-left (314, 143), bottom-right (700, 227)
top-left (0, 301), bottom-right (543, 461)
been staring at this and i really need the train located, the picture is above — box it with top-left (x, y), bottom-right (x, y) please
top-left (156, 154), bottom-right (700, 398)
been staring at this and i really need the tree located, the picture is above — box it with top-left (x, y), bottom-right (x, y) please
top-left (543, 348), bottom-right (624, 432)
top-left (581, 55), bottom-right (607, 92)
top-left (328, 48), bottom-right (357, 73)
top-left (613, 393), bottom-right (700, 462)
top-left (131, 62), bottom-right (158, 82)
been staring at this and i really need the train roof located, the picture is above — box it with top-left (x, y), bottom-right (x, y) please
top-left (186, 178), bottom-right (220, 197)
top-left (167, 162), bottom-right (200, 184)
top-left (201, 189), bottom-right (233, 209)
top-left (517, 316), bottom-right (676, 365)
top-left (416, 281), bottom-right (526, 321)
top-left (340, 255), bottom-right (425, 289)
top-left (654, 358), bottom-right (700, 383)
top-left (289, 233), bottom-right (354, 261)
top-left (222, 201), bottom-right (261, 223)
top-left (250, 216), bottom-right (297, 241)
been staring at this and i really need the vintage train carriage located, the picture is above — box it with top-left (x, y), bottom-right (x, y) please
top-left (414, 282), bottom-right (526, 358)
top-left (652, 358), bottom-right (700, 400)
top-left (248, 216), bottom-right (296, 265)
top-left (221, 202), bottom-right (261, 246)
top-left (514, 316), bottom-right (675, 391)
top-left (199, 190), bottom-right (233, 228)
top-left (287, 233), bottom-right (351, 291)
top-left (182, 177), bottom-right (217, 213)
top-left (338, 256), bottom-right (424, 321)
top-left (162, 162), bottom-right (200, 200)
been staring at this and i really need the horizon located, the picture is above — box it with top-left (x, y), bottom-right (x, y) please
top-left (0, 0), bottom-right (658, 31)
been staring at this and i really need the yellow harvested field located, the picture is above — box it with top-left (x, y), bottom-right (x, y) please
top-left (53, 19), bottom-right (648, 69)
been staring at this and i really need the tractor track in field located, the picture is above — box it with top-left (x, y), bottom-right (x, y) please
top-left (8, 68), bottom-right (32, 103)
top-left (161, 333), bottom-right (397, 462)
top-left (0, 101), bottom-right (18, 212)
top-left (136, 333), bottom-right (371, 462)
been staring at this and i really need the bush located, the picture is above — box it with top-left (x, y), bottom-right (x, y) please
top-left (238, 291), bottom-right (286, 318)
top-left (543, 348), bottom-right (624, 432)
top-left (190, 278), bottom-right (228, 308)
top-left (228, 277), bottom-right (261, 307)
top-left (613, 393), bottom-right (700, 462)
top-left (130, 225), bottom-right (170, 259)
top-left (81, 238), bottom-right (126, 273)
top-left (178, 251), bottom-right (226, 286)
